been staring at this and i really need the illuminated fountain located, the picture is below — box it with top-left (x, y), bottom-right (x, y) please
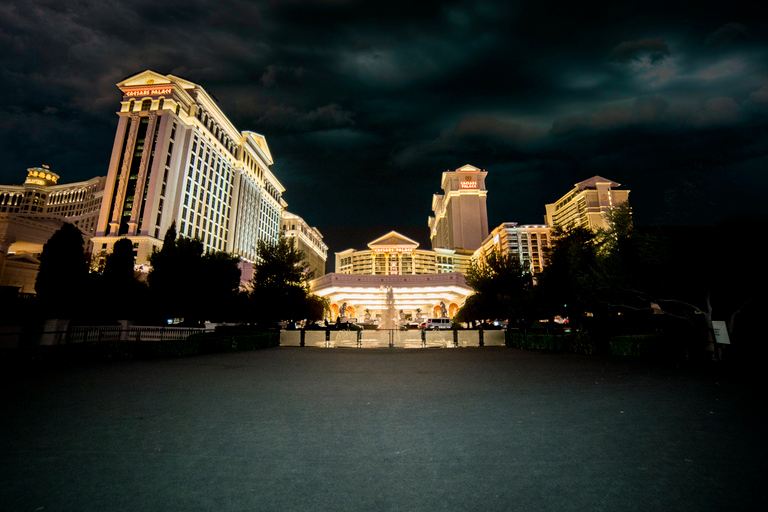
top-left (380, 286), bottom-right (397, 330)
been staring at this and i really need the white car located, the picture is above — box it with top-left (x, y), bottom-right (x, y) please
top-left (425, 318), bottom-right (453, 330)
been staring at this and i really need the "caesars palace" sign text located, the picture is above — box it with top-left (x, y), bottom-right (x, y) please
top-left (125, 87), bottom-right (173, 97)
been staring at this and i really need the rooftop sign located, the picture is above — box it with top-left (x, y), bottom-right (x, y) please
top-left (373, 247), bottom-right (414, 253)
top-left (124, 86), bottom-right (173, 97)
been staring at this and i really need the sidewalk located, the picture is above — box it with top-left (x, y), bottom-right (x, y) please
top-left (1, 348), bottom-right (765, 511)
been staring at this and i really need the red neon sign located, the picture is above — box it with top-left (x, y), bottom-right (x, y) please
top-left (460, 181), bottom-right (477, 189)
top-left (125, 87), bottom-right (173, 97)
top-left (373, 247), bottom-right (413, 253)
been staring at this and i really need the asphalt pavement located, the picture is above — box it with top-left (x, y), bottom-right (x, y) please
top-left (1, 347), bottom-right (765, 511)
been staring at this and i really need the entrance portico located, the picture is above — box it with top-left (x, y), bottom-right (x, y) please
top-left (309, 272), bottom-right (473, 323)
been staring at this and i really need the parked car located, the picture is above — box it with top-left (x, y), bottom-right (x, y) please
top-left (424, 318), bottom-right (453, 330)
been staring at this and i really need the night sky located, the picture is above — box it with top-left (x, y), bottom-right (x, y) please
top-left (2, 1), bottom-right (767, 248)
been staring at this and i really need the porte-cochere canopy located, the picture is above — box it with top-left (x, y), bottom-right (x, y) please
top-left (309, 272), bottom-right (473, 321)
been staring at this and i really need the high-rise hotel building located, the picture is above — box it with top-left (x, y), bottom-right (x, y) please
top-left (282, 211), bottom-right (328, 279)
top-left (544, 176), bottom-right (629, 231)
top-left (429, 164), bottom-right (489, 254)
top-left (92, 70), bottom-right (286, 265)
top-left (474, 223), bottom-right (550, 274)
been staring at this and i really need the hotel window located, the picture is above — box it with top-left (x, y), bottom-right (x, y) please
top-left (141, 99), bottom-right (151, 111)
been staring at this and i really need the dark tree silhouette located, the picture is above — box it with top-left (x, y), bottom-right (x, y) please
top-left (249, 236), bottom-right (317, 327)
top-left (148, 223), bottom-right (241, 324)
top-left (457, 249), bottom-right (534, 326)
top-left (35, 223), bottom-right (89, 314)
top-left (94, 237), bottom-right (149, 321)
top-left (537, 225), bottom-right (602, 325)
top-left (103, 238), bottom-right (136, 284)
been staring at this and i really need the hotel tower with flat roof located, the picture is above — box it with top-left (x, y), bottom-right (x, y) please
top-left (544, 176), bottom-right (629, 232)
top-left (92, 70), bottom-right (286, 265)
top-left (428, 164), bottom-right (489, 254)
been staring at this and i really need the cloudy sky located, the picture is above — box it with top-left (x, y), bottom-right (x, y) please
top-left (2, 0), bottom-right (767, 235)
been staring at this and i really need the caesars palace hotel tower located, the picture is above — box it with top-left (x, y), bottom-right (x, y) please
top-left (428, 164), bottom-right (489, 254)
top-left (92, 70), bottom-right (285, 265)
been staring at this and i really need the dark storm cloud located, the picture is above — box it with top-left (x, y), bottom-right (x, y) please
top-left (252, 101), bottom-right (356, 133)
top-left (2, 0), bottom-right (768, 236)
top-left (706, 22), bottom-right (751, 47)
top-left (609, 38), bottom-right (671, 64)
top-left (260, 65), bottom-right (304, 88)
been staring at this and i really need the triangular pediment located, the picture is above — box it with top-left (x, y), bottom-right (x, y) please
top-left (455, 164), bottom-right (481, 173)
top-left (165, 74), bottom-right (198, 90)
top-left (243, 131), bottom-right (273, 165)
top-left (368, 231), bottom-right (419, 249)
top-left (118, 70), bottom-right (173, 87)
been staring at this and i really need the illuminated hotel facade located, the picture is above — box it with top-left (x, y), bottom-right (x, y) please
top-left (474, 223), bottom-right (551, 274)
top-left (335, 231), bottom-right (472, 276)
top-left (429, 164), bottom-right (489, 254)
top-left (545, 176), bottom-right (630, 231)
top-left (282, 211), bottom-right (328, 279)
top-left (1, 167), bottom-right (106, 293)
top-left (92, 70), bottom-right (285, 265)
top-left (1, 167), bottom-right (106, 236)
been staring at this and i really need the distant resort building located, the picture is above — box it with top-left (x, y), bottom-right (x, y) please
top-left (0, 166), bottom-right (106, 294)
top-left (545, 176), bottom-right (630, 231)
top-left (282, 211), bottom-right (327, 279)
top-left (474, 222), bottom-right (551, 274)
top-left (335, 231), bottom-right (472, 276)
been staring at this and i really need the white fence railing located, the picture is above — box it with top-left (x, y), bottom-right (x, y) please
top-left (279, 329), bottom-right (506, 348)
top-left (67, 326), bottom-right (209, 343)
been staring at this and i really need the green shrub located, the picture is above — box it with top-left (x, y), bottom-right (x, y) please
top-left (609, 334), bottom-right (660, 357)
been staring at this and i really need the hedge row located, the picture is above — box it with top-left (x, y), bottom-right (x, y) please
top-left (505, 330), bottom-right (669, 357)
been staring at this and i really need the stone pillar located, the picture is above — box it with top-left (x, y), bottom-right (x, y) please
top-left (109, 112), bottom-right (141, 235)
top-left (127, 112), bottom-right (158, 236)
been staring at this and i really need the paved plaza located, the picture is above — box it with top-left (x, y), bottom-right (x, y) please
top-left (1, 348), bottom-right (765, 511)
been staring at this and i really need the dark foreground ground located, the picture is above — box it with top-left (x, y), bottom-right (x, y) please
top-left (1, 348), bottom-right (765, 512)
